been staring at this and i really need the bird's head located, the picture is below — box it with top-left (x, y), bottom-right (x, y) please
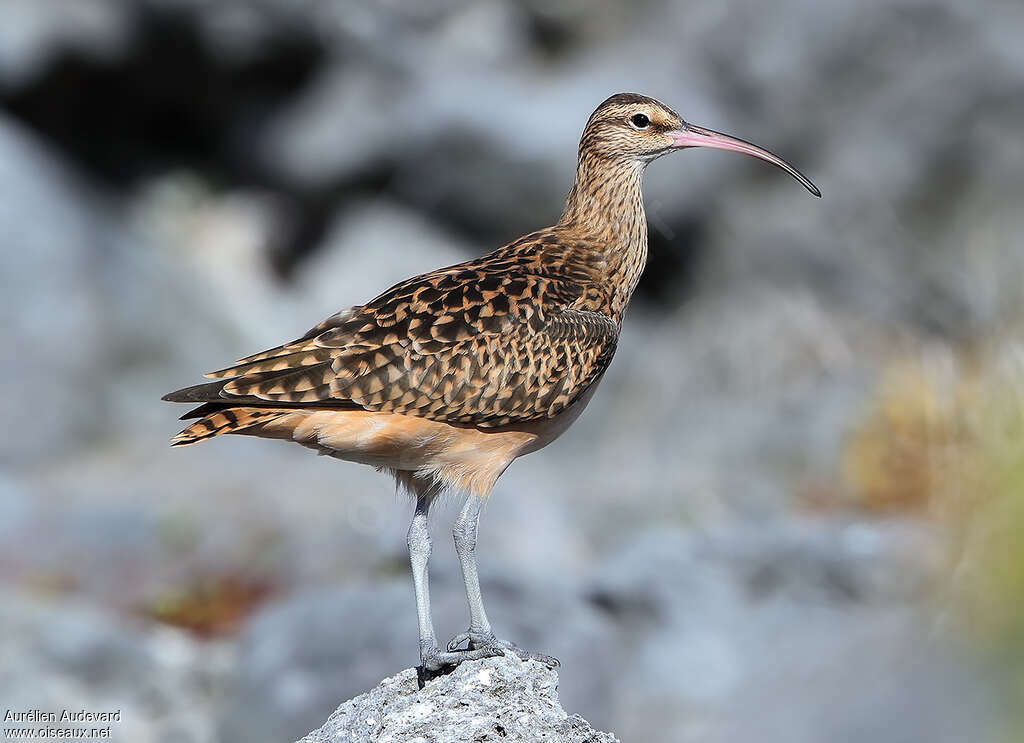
top-left (580, 92), bottom-right (820, 197)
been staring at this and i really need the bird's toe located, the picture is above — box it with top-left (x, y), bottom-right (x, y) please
top-left (444, 630), bottom-right (559, 668)
top-left (498, 640), bottom-right (560, 668)
top-left (446, 631), bottom-right (474, 652)
top-left (419, 641), bottom-right (504, 673)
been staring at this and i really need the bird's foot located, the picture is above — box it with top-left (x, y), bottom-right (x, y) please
top-left (419, 638), bottom-right (503, 674)
top-left (446, 630), bottom-right (560, 668)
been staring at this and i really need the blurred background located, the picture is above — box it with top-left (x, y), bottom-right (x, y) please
top-left (2, 0), bottom-right (1023, 741)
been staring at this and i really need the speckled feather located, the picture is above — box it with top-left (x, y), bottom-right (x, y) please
top-left (164, 93), bottom-right (682, 444)
top-left (169, 233), bottom-right (620, 428)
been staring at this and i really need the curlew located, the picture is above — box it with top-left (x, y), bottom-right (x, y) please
top-left (163, 93), bottom-right (819, 672)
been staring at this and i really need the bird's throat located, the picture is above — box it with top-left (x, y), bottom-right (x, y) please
top-left (559, 152), bottom-right (649, 318)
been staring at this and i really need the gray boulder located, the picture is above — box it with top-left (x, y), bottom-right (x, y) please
top-left (297, 655), bottom-right (618, 743)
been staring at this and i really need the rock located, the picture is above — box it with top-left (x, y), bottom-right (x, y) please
top-left (219, 575), bottom-right (617, 743)
top-left (297, 655), bottom-right (618, 743)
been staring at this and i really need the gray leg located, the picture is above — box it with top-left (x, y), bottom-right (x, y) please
top-left (407, 494), bottom-right (500, 672)
top-left (452, 494), bottom-right (492, 635)
top-left (446, 494), bottom-right (559, 668)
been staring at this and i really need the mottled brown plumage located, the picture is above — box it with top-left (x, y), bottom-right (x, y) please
top-left (177, 244), bottom-right (619, 428)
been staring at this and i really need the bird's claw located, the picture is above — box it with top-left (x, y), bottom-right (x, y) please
top-left (445, 630), bottom-right (560, 668)
top-left (446, 631), bottom-right (474, 652)
top-left (419, 640), bottom-right (503, 673)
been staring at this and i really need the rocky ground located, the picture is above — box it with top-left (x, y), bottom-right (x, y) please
top-left (298, 655), bottom-right (618, 743)
top-left (2, 0), bottom-right (1022, 741)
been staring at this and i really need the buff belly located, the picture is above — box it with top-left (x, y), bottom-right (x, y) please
top-left (242, 379), bottom-right (602, 496)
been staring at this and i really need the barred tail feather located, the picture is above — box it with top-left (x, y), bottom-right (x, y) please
top-left (170, 407), bottom-right (289, 446)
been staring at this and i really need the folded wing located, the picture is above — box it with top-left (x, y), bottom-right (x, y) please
top-left (164, 254), bottom-right (618, 428)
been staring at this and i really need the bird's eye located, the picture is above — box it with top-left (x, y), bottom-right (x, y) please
top-left (630, 113), bottom-right (650, 129)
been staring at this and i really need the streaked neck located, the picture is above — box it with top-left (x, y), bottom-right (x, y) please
top-left (559, 150), bottom-right (648, 316)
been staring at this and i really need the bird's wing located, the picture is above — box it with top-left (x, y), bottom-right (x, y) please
top-left (166, 254), bottom-right (618, 427)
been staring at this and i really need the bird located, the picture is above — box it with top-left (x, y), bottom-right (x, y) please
top-left (163, 92), bottom-right (819, 674)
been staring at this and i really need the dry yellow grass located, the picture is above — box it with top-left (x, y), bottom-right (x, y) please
top-left (842, 347), bottom-right (1020, 516)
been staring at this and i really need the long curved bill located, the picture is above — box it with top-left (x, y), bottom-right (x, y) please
top-left (668, 123), bottom-right (821, 197)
